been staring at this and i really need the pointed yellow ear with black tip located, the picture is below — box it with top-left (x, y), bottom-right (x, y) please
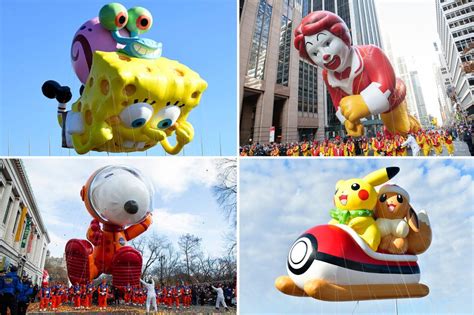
top-left (363, 167), bottom-right (400, 187)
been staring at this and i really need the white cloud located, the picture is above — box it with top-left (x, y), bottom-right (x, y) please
top-left (151, 208), bottom-right (205, 234)
top-left (47, 231), bottom-right (68, 258)
top-left (239, 159), bottom-right (474, 314)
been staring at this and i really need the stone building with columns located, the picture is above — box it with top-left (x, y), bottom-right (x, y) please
top-left (0, 159), bottom-right (50, 285)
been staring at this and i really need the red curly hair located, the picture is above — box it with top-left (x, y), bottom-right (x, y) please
top-left (294, 11), bottom-right (351, 63)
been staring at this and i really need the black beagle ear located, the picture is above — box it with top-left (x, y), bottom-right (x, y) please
top-left (407, 206), bottom-right (420, 232)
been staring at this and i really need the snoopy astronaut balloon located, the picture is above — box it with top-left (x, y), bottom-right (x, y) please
top-left (65, 165), bottom-right (153, 286)
top-left (42, 3), bottom-right (207, 155)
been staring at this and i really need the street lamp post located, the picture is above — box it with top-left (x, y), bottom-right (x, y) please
top-left (159, 255), bottom-right (165, 285)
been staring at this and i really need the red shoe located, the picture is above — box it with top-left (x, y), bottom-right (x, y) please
top-left (111, 246), bottom-right (142, 286)
top-left (65, 239), bottom-right (93, 284)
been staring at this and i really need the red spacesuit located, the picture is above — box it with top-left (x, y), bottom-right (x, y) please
top-left (98, 281), bottom-right (109, 309)
top-left (124, 283), bottom-right (133, 305)
top-left (39, 286), bottom-right (51, 311)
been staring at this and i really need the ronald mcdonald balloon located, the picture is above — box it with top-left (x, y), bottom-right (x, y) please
top-left (294, 11), bottom-right (421, 137)
top-left (275, 167), bottom-right (432, 301)
top-left (65, 165), bottom-right (153, 286)
top-left (42, 3), bottom-right (207, 154)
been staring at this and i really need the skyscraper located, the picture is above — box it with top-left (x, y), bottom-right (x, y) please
top-left (240, 0), bottom-right (385, 145)
top-left (433, 42), bottom-right (455, 126)
top-left (435, 0), bottom-right (474, 121)
top-left (410, 71), bottom-right (430, 128)
top-left (396, 56), bottom-right (420, 120)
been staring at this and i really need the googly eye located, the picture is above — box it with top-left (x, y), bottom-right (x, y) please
top-left (351, 183), bottom-right (360, 191)
top-left (127, 7), bottom-right (153, 34)
top-left (287, 234), bottom-right (317, 276)
top-left (153, 106), bottom-right (181, 130)
top-left (379, 193), bottom-right (387, 202)
top-left (120, 103), bottom-right (153, 129)
top-left (99, 3), bottom-right (129, 31)
top-left (397, 194), bottom-right (404, 203)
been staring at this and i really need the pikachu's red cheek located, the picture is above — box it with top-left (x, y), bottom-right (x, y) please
top-left (358, 189), bottom-right (369, 200)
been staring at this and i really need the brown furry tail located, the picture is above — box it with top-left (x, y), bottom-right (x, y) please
top-left (406, 210), bottom-right (432, 255)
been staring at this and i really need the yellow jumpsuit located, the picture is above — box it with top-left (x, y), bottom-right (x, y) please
top-left (360, 142), bottom-right (369, 156)
top-left (444, 135), bottom-right (455, 155)
top-left (371, 139), bottom-right (383, 156)
top-left (346, 143), bottom-right (355, 156)
top-left (432, 136), bottom-right (443, 156)
top-left (292, 146), bottom-right (300, 157)
top-left (301, 144), bottom-right (311, 156)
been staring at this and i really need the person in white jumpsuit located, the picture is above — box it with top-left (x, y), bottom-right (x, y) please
top-left (401, 133), bottom-right (421, 156)
top-left (211, 284), bottom-right (229, 311)
top-left (140, 278), bottom-right (157, 313)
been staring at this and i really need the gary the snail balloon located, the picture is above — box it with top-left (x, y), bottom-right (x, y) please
top-left (42, 3), bottom-right (207, 155)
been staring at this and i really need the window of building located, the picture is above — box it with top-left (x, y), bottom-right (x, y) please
top-left (247, 0), bottom-right (273, 80)
top-left (325, 0), bottom-right (335, 13)
top-left (240, 0), bottom-right (245, 19)
top-left (0, 181), bottom-right (4, 201)
top-left (327, 90), bottom-right (338, 126)
top-left (312, 0), bottom-right (322, 11)
top-left (302, 0), bottom-right (310, 17)
top-left (337, 0), bottom-right (351, 31)
top-left (12, 209), bottom-right (21, 234)
top-left (3, 197), bottom-right (13, 224)
top-left (298, 61), bottom-right (318, 115)
top-left (277, 0), bottom-right (293, 86)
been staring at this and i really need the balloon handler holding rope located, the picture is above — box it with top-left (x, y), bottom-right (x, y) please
top-left (65, 165), bottom-right (154, 287)
top-left (294, 11), bottom-right (421, 137)
top-left (42, 3), bottom-right (207, 155)
top-left (275, 167), bottom-right (432, 301)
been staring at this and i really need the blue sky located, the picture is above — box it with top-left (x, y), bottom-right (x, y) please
top-left (0, 0), bottom-right (236, 156)
top-left (240, 158), bottom-right (473, 314)
top-left (23, 158), bottom-right (234, 258)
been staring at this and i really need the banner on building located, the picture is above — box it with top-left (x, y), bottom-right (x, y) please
top-left (14, 207), bottom-right (28, 242)
top-left (0, 256), bottom-right (5, 271)
top-left (21, 216), bottom-right (31, 249)
top-left (269, 126), bottom-right (275, 143)
top-left (27, 223), bottom-right (36, 253)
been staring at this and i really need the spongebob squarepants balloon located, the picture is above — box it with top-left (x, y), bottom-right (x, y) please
top-left (42, 3), bottom-right (207, 154)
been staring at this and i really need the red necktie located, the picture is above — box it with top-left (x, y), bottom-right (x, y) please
top-left (334, 67), bottom-right (351, 80)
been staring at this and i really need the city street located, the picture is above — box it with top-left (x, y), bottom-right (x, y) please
top-left (387, 140), bottom-right (471, 157)
top-left (443, 140), bottom-right (471, 156)
top-left (27, 303), bottom-right (236, 314)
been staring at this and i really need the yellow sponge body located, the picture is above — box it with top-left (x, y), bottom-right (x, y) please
top-left (69, 51), bottom-right (207, 154)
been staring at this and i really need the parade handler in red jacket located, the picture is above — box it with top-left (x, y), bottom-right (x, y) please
top-left (294, 11), bottom-right (420, 137)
